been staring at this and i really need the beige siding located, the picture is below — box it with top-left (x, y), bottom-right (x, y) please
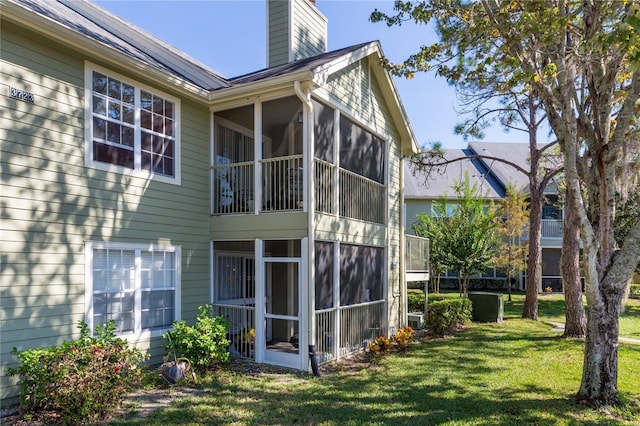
top-left (1, 22), bottom-right (211, 401)
top-left (268, 0), bottom-right (290, 67)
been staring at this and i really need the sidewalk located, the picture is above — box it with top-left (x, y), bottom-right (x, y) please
top-left (548, 322), bottom-right (640, 344)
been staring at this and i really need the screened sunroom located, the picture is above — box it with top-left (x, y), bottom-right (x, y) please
top-left (209, 94), bottom-right (394, 370)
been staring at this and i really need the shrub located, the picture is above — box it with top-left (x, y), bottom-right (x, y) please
top-left (426, 298), bottom-right (472, 336)
top-left (366, 326), bottom-right (415, 358)
top-left (630, 284), bottom-right (640, 300)
top-left (428, 293), bottom-right (449, 303)
top-left (408, 292), bottom-right (425, 312)
top-left (408, 292), bottom-right (451, 312)
top-left (367, 335), bottom-right (393, 354)
top-left (394, 326), bottom-right (414, 349)
top-left (164, 305), bottom-right (231, 371)
top-left (8, 321), bottom-right (147, 424)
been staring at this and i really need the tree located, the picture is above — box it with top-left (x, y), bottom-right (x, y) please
top-left (372, 0), bottom-right (640, 406)
top-left (438, 173), bottom-right (500, 297)
top-left (372, 3), bottom-right (586, 337)
top-left (413, 211), bottom-right (449, 294)
top-left (372, 9), bottom-right (570, 322)
top-left (413, 173), bottom-right (500, 297)
top-left (493, 186), bottom-right (529, 302)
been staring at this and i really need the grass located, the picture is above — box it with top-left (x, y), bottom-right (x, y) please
top-left (411, 290), bottom-right (640, 340)
top-left (502, 293), bottom-right (640, 340)
top-left (108, 298), bottom-right (640, 425)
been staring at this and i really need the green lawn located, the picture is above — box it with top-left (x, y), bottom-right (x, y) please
top-left (502, 293), bottom-right (640, 340)
top-left (110, 305), bottom-right (640, 425)
top-left (412, 290), bottom-right (640, 340)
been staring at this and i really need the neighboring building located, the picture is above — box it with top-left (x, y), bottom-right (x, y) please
top-left (1, 0), bottom-right (424, 404)
top-left (404, 142), bottom-right (564, 292)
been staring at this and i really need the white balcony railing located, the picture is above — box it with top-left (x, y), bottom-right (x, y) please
top-left (212, 304), bottom-right (255, 359)
top-left (212, 160), bottom-right (255, 214)
top-left (339, 169), bottom-right (386, 224)
top-left (406, 235), bottom-right (429, 272)
top-left (541, 219), bottom-right (562, 238)
top-left (261, 155), bottom-right (304, 212)
top-left (314, 158), bottom-right (335, 214)
top-left (314, 300), bottom-right (386, 364)
top-left (212, 155), bottom-right (385, 223)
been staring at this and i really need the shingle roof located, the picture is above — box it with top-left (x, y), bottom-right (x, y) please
top-left (405, 142), bottom-right (562, 200)
top-left (12, 0), bottom-right (378, 93)
top-left (468, 142), bottom-right (531, 192)
top-left (11, 0), bottom-right (229, 90)
top-left (9, 0), bottom-right (417, 150)
top-left (404, 149), bottom-right (505, 200)
top-left (227, 42), bottom-right (374, 86)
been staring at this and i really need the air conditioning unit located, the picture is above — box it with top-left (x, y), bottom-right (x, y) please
top-left (407, 312), bottom-right (425, 329)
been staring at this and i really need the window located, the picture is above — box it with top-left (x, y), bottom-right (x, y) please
top-left (86, 242), bottom-right (180, 336)
top-left (86, 64), bottom-right (180, 183)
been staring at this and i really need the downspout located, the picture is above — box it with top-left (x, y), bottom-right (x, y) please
top-left (399, 156), bottom-right (407, 330)
top-left (294, 80), bottom-right (319, 377)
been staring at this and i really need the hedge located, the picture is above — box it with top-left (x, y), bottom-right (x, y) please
top-left (426, 298), bottom-right (472, 336)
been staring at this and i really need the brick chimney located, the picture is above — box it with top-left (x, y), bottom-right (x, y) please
top-left (267, 0), bottom-right (327, 68)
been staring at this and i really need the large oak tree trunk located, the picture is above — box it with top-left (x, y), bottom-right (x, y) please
top-left (561, 190), bottom-right (586, 337)
top-left (577, 215), bottom-right (640, 405)
top-left (577, 283), bottom-right (622, 405)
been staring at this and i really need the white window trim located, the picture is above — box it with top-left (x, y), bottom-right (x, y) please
top-left (84, 61), bottom-right (181, 185)
top-left (85, 241), bottom-right (181, 339)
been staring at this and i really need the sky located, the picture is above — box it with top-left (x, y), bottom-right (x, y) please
top-left (95, 0), bottom-right (546, 150)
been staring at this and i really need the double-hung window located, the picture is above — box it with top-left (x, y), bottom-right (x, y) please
top-left (86, 242), bottom-right (180, 336)
top-left (86, 63), bottom-right (180, 183)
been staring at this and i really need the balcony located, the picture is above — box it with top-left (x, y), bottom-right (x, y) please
top-left (213, 98), bottom-right (386, 224)
top-left (212, 156), bottom-right (386, 224)
top-left (405, 235), bottom-right (429, 282)
top-left (541, 218), bottom-right (562, 238)
top-left (520, 218), bottom-right (562, 240)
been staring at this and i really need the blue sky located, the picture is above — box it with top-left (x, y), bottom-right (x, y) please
top-left (95, 0), bottom-right (543, 149)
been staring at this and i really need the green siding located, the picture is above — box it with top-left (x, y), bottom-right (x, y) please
top-left (211, 213), bottom-right (308, 240)
top-left (292, 0), bottom-right (326, 60)
top-left (268, 0), bottom-right (290, 67)
top-left (314, 216), bottom-right (387, 247)
top-left (327, 61), bottom-right (362, 117)
top-left (322, 56), bottom-right (407, 331)
top-left (1, 21), bottom-right (211, 402)
top-left (269, 0), bottom-right (327, 67)
top-left (405, 200), bottom-right (432, 234)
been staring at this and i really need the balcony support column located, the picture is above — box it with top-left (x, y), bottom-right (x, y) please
top-left (294, 81), bottom-right (317, 373)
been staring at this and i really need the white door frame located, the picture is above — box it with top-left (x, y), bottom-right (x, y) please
top-left (254, 239), bottom-right (308, 370)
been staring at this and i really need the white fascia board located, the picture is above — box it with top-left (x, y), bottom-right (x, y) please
top-left (309, 44), bottom-right (418, 154)
top-left (319, 42), bottom-right (418, 155)
top-left (314, 42), bottom-right (380, 78)
top-left (3, 0), bottom-right (210, 102)
top-left (209, 70), bottom-right (315, 106)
